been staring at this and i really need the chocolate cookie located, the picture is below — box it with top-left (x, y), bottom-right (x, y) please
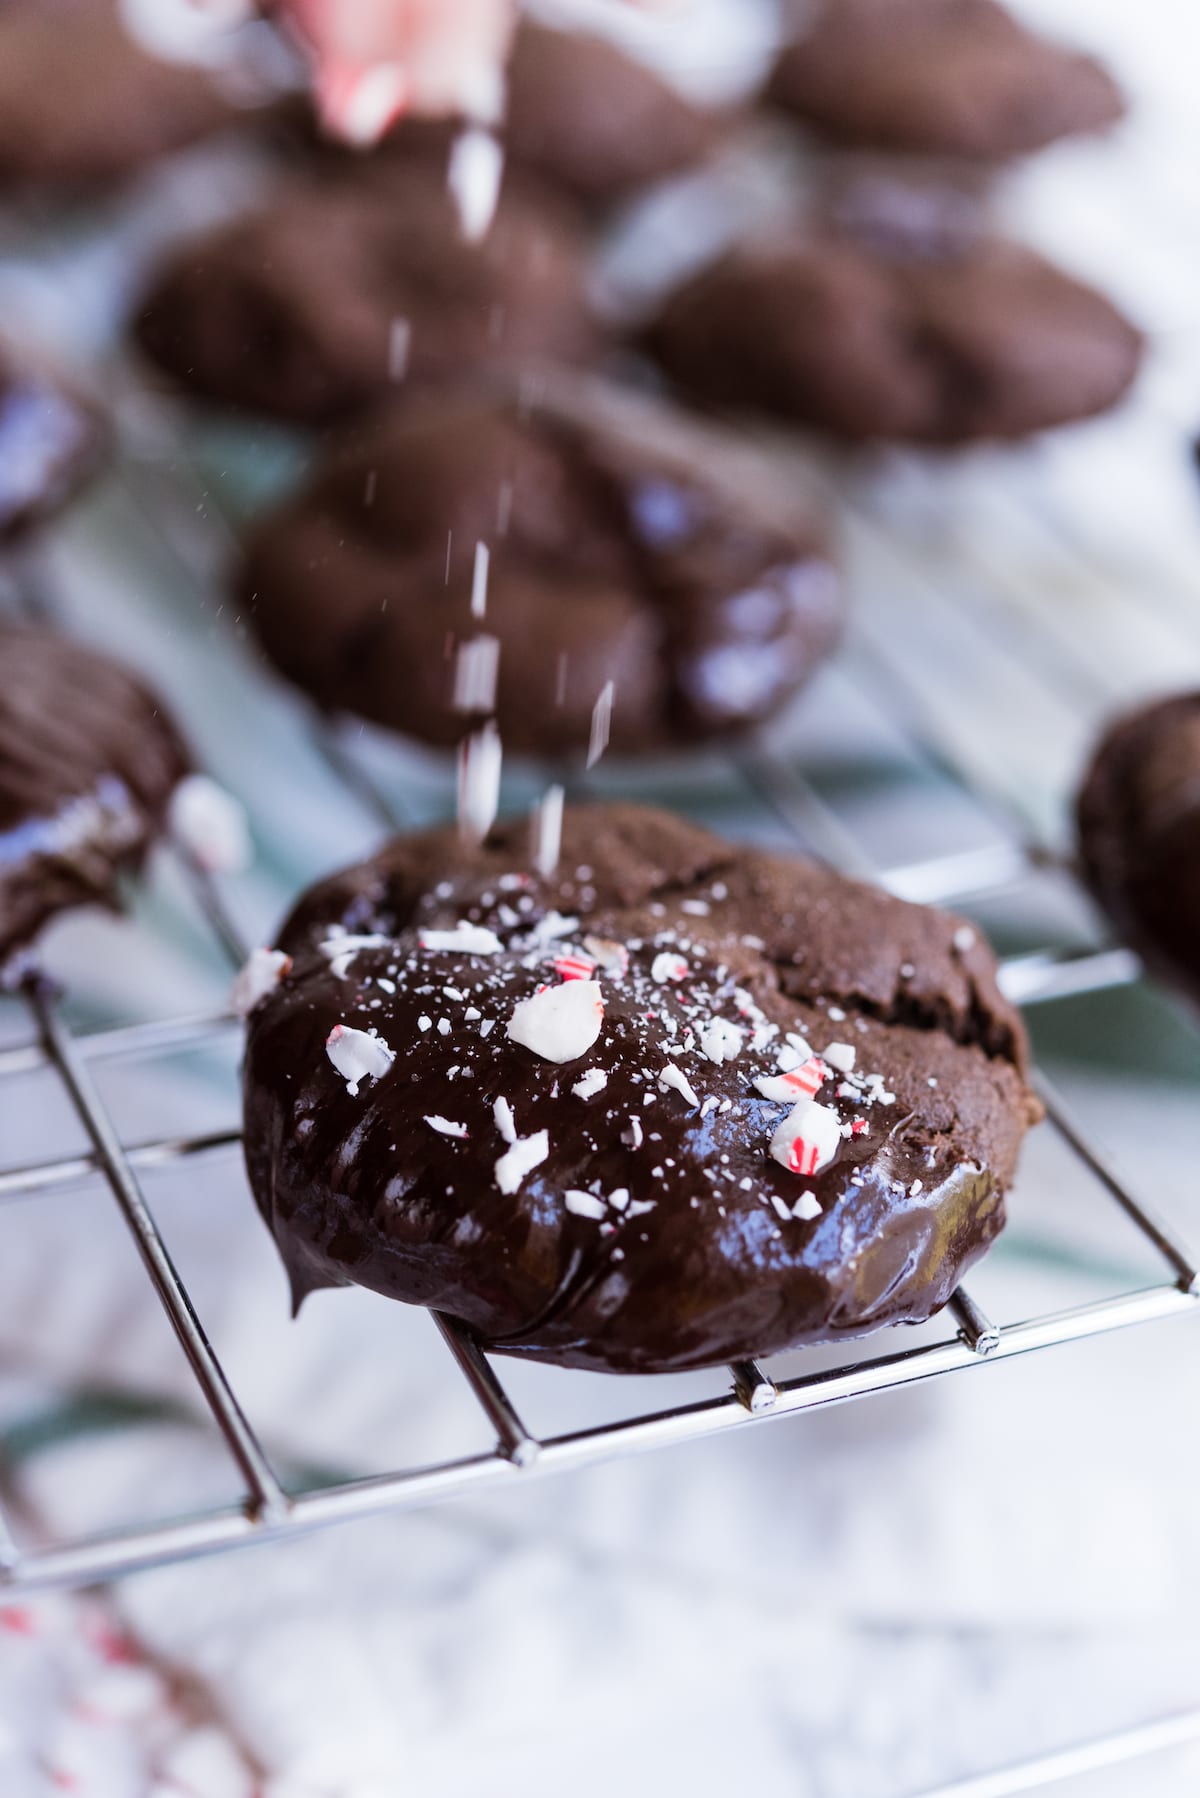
top-left (237, 383), bottom-right (841, 755)
top-left (1076, 693), bottom-right (1200, 1004)
top-left (242, 803), bottom-right (1039, 1373)
top-left (133, 163), bottom-right (601, 423)
top-left (0, 623), bottom-right (191, 966)
top-left (0, 0), bottom-right (247, 190)
top-left (644, 230), bottom-right (1142, 443)
top-left (768, 0), bottom-right (1124, 161)
top-left (0, 348), bottom-right (105, 543)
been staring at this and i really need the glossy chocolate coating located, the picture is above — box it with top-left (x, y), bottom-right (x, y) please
top-left (243, 805), bottom-right (1039, 1373)
top-left (134, 163), bottom-right (600, 424)
top-left (238, 383), bottom-right (841, 756)
top-left (1076, 692), bottom-right (1200, 1005)
top-left (769, 0), bottom-right (1124, 161)
top-left (0, 349), bottom-right (105, 543)
top-left (0, 623), bottom-right (190, 965)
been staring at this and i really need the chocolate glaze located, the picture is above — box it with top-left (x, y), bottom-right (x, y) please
top-left (768, 0), bottom-right (1125, 161)
top-left (243, 804), bottom-right (1040, 1373)
top-left (644, 228), bottom-right (1143, 444)
top-left (0, 0), bottom-right (247, 191)
top-left (238, 383), bottom-right (841, 756)
top-left (0, 623), bottom-right (191, 966)
top-left (0, 349), bottom-right (105, 543)
top-left (1076, 692), bottom-right (1200, 1005)
top-left (134, 163), bottom-right (601, 424)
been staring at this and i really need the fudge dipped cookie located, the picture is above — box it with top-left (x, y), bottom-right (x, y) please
top-left (241, 803), bottom-right (1040, 1373)
top-left (364, 19), bottom-right (723, 209)
top-left (0, 0), bottom-right (257, 191)
top-left (644, 228), bottom-right (1143, 443)
top-left (768, 0), bottom-right (1124, 161)
top-left (0, 623), bottom-right (193, 965)
top-left (134, 162), bottom-right (601, 423)
top-left (1076, 693), bottom-right (1200, 1004)
top-left (0, 346), bottom-right (106, 544)
top-left (237, 382), bottom-right (841, 755)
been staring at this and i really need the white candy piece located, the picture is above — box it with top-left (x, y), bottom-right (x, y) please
top-left (700, 1018), bottom-right (743, 1064)
top-left (419, 922), bottom-right (503, 955)
top-left (168, 774), bottom-right (251, 873)
top-left (231, 947), bottom-right (290, 1018)
top-left (572, 1068), bottom-right (608, 1100)
top-left (564, 1190), bottom-right (607, 1220)
top-left (822, 1042), bottom-right (857, 1074)
top-left (425, 1116), bottom-right (468, 1138)
top-left (457, 721), bottom-right (502, 845)
top-left (583, 934), bottom-right (629, 977)
top-left (650, 951), bottom-right (688, 984)
top-left (453, 634), bottom-right (501, 713)
top-left (493, 1095), bottom-right (517, 1143)
top-left (793, 1189), bottom-right (822, 1221)
top-left (448, 128), bottom-right (504, 243)
top-left (658, 1063), bottom-right (700, 1108)
top-left (507, 980), bottom-right (604, 1064)
top-left (319, 932), bottom-right (392, 978)
top-left (325, 1024), bottom-right (394, 1096)
top-left (495, 1130), bottom-right (549, 1195)
top-left (770, 1099), bottom-right (842, 1178)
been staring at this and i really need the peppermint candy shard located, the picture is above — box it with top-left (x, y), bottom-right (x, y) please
top-left (495, 1130), bottom-right (549, 1195)
top-left (650, 951), bottom-right (688, 984)
top-left (553, 952), bottom-right (596, 983)
top-left (572, 1068), bottom-right (608, 1100)
top-left (565, 1190), bottom-right (607, 1220)
top-left (326, 1024), bottom-right (395, 1096)
top-left (754, 1058), bottom-right (827, 1104)
top-left (793, 1189), bottom-right (822, 1221)
top-left (700, 1018), bottom-right (744, 1064)
top-left (493, 1096), bottom-right (517, 1143)
top-left (231, 948), bottom-right (291, 1018)
top-left (507, 979), bottom-right (604, 1063)
top-left (425, 1116), bottom-right (468, 1138)
top-left (319, 931), bottom-right (392, 979)
top-left (770, 1098), bottom-right (842, 1178)
top-left (822, 1041), bottom-right (857, 1074)
top-left (418, 922), bottom-right (503, 955)
top-left (583, 935), bottom-right (630, 978)
top-left (658, 1063), bottom-right (701, 1108)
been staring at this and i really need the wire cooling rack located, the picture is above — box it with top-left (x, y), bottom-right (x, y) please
top-left (1, 408), bottom-right (1198, 1619)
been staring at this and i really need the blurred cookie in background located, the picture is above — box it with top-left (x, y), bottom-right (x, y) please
top-left (767, 0), bottom-right (1124, 161)
top-left (132, 161), bottom-right (603, 423)
top-left (237, 379), bottom-right (842, 758)
top-left (643, 220), bottom-right (1143, 444)
top-left (1076, 693), bottom-right (1200, 1007)
top-left (0, 344), bottom-right (106, 543)
top-left (0, 0), bottom-right (273, 192)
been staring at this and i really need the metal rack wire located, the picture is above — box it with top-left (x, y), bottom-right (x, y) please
top-left (1, 444), bottom-right (1197, 1609)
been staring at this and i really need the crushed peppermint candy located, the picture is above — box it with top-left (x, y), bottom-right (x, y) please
top-left (231, 947), bottom-right (290, 1017)
top-left (770, 1098), bottom-right (842, 1178)
top-left (326, 1024), bottom-right (394, 1096)
top-left (565, 1190), bottom-right (607, 1220)
top-left (495, 1129), bottom-right (549, 1195)
top-left (493, 1096), bottom-right (517, 1143)
top-left (457, 720), bottom-right (502, 844)
top-left (658, 1063), bottom-right (700, 1108)
top-left (425, 1115), bottom-right (468, 1138)
top-left (531, 783), bottom-right (564, 878)
top-left (822, 1042), bottom-right (857, 1074)
top-left (449, 128), bottom-right (504, 243)
top-left (319, 931), bottom-right (391, 978)
top-left (700, 1018), bottom-right (743, 1064)
top-left (954, 926), bottom-right (976, 952)
top-left (650, 951), bottom-right (688, 984)
top-left (754, 1058), bottom-right (827, 1104)
top-left (572, 1068), bottom-right (608, 1100)
top-left (554, 952), bottom-right (596, 983)
top-left (507, 979), bottom-right (604, 1063)
top-left (583, 935), bottom-right (629, 977)
top-left (419, 921), bottom-right (503, 955)
top-left (453, 633), bottom-right (500, 712)
top-left (586, 679), bottom-right (614, 769)
top-left (793, 1189), bottom-right (822, 1221)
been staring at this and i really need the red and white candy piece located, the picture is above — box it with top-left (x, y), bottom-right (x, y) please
top-left (770, 1098), bottom-right (842, 1178)
top-left (553, 952), bottom-right (596, 983)
top-left (650, 951), bottom-right (688, 984)
top-left (231, 947), bottom-right (291, 1018)
top-left (754, 1058), bottom-right (827, 1104)
top-left (583, 935), bottom-right (629, 978)
top-left (507, 979), bottom-right (604, 1063)
top-left (326, 1024), bottom-right (395, 1096)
